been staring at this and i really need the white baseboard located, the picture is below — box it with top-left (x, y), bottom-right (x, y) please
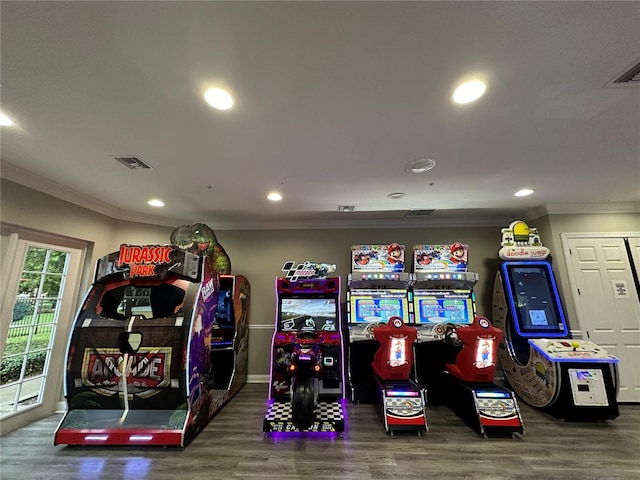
top-left (247, 374), bottom-right (269, 384)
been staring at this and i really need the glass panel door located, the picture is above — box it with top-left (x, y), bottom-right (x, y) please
top-left (1, 246), bottom-right (70, 417)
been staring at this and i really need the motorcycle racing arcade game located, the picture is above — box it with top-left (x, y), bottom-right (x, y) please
top-left (54, 244), bottom-right (251, 447)
top-left (347, 244), bottom-right (427, 434)
top-left (264, 275), bottom-right (345, 435)
top-left (411, 244), bottom-right (523, 436)
top-left (493, 221), bottom-right (619, 421)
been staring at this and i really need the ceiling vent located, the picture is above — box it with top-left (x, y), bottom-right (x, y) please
top-left (405, 209), bottom-right (435, 217)
top-left (610, 59), bottom-right (640, 85)
top-left (337, 205), bottom-right (355, 213)
top-left (112, 156), bottom-right (153, 170)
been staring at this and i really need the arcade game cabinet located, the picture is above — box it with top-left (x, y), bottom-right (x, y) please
top-left (347, 244), bottom-right (414, 403)
top-left (443, 316), bottom-right (524, 437)
top-left (263, 276), bottom-right (345, 435)
top-left (411, 244), bottom-right (480, 401)
top-left (411, 244), bottom-right (523, 436)
top-left (493, 221), bottom-right (619, 421)
top-left (370, 316), bottom-right (428, 435)
top-left (347, 244), bottom-right (428, 434)
top-left (54, 244), bottom-right (250, 447)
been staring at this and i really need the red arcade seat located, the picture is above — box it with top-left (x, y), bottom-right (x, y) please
top-left (445, 316), bottom-right (503, 383)
top-left (371, 316), bottom-right (417, 381)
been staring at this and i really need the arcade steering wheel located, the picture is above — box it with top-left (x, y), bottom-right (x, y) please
top-left (443, 323), bottom-right (462, 347)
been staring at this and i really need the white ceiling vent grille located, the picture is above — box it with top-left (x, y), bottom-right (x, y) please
top-left (337, 205), bottom-right (355, 212)
top-left (610, 59), bottom-right (640, 85)
top-left (112, 156), bottom-right (153, 170)
top-left (405, 209), bottom-right (435, 217)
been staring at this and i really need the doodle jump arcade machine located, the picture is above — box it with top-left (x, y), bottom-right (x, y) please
top-left (347, 244), bottom-right (427, 434)
top-left (55, 244), bottom-right (248, 447)
top-left (493, 221), bottom-right (619, 421)
top-left (412, 244), bottom-right (523, 436)
top-left (263, 264), bottom-right (345, 435)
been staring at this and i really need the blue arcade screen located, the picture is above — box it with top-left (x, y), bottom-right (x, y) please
top-left (414, 290), bottom-right (474, 325)
top-left (502, 261), bottom-right (568, 337)
top-left (350, 292), bottom-right (409, 324)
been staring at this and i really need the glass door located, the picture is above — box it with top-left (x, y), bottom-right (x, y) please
top-left (0, 235), bottom-right (84, 431)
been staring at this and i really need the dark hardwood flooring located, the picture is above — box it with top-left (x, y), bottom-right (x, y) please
top-left (1, 383), bottom-right (639, 480)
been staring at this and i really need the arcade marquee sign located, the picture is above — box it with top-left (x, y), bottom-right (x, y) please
top-left (96, 244), bottom-right (201, 282)
top-left (498, 221), bottom-right (550, 261)
top-left (117, 245), bottom-right (175, 277)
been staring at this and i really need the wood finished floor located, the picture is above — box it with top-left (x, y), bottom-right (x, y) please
top-left (1, 383), bottom-right (639, 480)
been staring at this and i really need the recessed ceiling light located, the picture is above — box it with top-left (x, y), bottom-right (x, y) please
top-left (204, 88), bottom-right (234, 110)
top-left (267, 192), bottom-right (282, 201)
top-left (514, 188), bottom-right (535, 197)
top-left (452, 79), bottom-right (487, 104)
top-left (387, 192), bottom-right (406, 200)
top-left (147, 199), bottom-right (165, 207)
top-left (406, 158), bottom-right (436, 174)
top-left (0, 113), bottom-right (14, 126)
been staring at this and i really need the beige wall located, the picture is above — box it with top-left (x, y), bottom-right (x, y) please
top-left (3, 179), bottom-right (639, 378)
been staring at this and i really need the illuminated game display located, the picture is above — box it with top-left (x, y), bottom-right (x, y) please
top-left (54, 244), bottom-right (251, 447)
top-left (501, 262), bottom-right (566, 336)
top-left (413, 290), bottom-right (474, 325)
top-left (279, 297), bottom-right (338, 331)
top-left (493, 221), bottom-right (619, 421)
top-left (349, 290), bottom-right (409, 324)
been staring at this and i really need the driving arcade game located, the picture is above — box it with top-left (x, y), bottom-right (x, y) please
top-left (54, 244), bottom-right (251, 447)
top-left (370, 316), bottom-right (428, 435)
top-left (411, 244), bottom-right (480, 403)
top-left (493, 221), bottom-right (619, 421)
top-left (411, 244), bottom-right (522, 437)
top-left (264, 263), bottom-right (345, 435)
top-left (443, 315), bottom-right (524, 437)
top-left (347, 244), bottom-right (428, 434)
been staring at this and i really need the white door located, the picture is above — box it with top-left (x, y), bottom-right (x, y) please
top-left (0, 233), bottom-right (85, 434)
top-left (564, 235), bottom-right (640, 403)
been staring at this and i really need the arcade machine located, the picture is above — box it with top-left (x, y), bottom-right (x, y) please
top-left (443, 316), bottom-right (524, 437)
top-left (412, 244), bottom-right (523, 437)
top-left (370, 316), bottom-right (428, 435)
top-left (347, 244), bottom-right (414, 403)
top-left (54, 244), bottom-right (251, 447)
top-left (412, 244), bottom-right (480, 401)
top-left (493, 221), bottom-right (619, 421)
top-left (347, 244), bottom-right (428, 434)
top-left (263, 271), bottom-right (345, 435)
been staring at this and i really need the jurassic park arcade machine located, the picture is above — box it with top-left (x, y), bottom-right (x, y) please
top-left (54, 243), bottom-right (251, 447)
top-left (493, 221), bottom-right (619, 421)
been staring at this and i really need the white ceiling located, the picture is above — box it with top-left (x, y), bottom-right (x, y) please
top-left (2, 1), bottom-right (639, 230)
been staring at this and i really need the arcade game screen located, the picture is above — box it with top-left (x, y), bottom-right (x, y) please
top-left (414, 290), bottom-right (474, 325)
top-left (503, 263), bottom-right (567, 336)
top-left (279, 297), bottom-right (338, 331)
top-left (350, 290), bottom-right (409, 324)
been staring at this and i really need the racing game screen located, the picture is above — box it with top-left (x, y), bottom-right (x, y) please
top-left (414, 290), bottom-right (474, 325)
top-left (349, 290), bottom-right (409, 324)
top-left (279, 297), bottom-right (338, 332)
top-left (503, 262), bottom-right (567, 336)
